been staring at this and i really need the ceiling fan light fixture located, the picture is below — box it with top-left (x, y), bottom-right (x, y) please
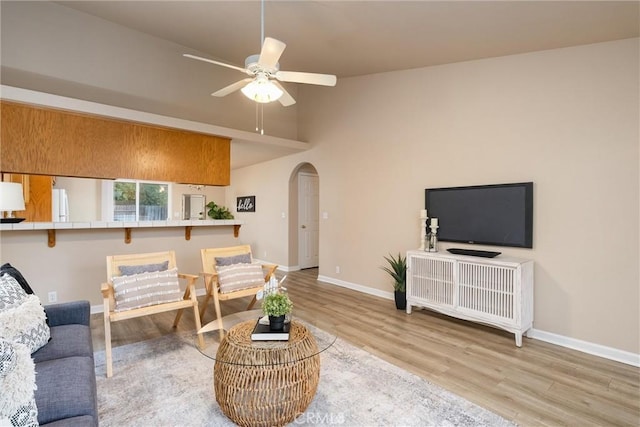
top-left (241, 78), bottom-right (283, 103)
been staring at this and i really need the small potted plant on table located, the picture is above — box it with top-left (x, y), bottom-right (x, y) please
top-left (262, 291), bottom-right (293, 331)
top-left (381, 253), bottom-right (407, 310)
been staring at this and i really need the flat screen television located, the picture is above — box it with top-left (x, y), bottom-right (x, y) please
top-left (425, 182), bottom-right (533, 248)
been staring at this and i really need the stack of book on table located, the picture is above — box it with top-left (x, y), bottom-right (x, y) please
top-left (251, 317), bottom-right (290, 341)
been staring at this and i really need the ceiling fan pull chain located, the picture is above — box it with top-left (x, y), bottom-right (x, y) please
top-left (255, 102), bottom-right (259, 132)
top-left (260, 104), bottom-right (265, 135)
top-left (260, 0), bottom-right (265, 47)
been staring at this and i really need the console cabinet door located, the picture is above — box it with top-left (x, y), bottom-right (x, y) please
top-left (456, 261), bottom-right (517, 324)
top-left (407, 254), bottom-right (455, 309)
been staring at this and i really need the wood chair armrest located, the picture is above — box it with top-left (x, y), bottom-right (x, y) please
top-left (262, 264), bottom-right (278, 280)
top-left (200, 272), bottom-right (217, 278)
top-left (101, 282), bottom-right (113, 299)
top-left (199, 271), bottom-right (219, 293)
top-left (178, 272), bottom-right (199, 281)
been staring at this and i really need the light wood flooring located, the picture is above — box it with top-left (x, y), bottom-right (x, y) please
top-left (91, 268), bottom-right (640, 426)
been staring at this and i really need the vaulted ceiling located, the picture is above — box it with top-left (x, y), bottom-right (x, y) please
top-left (55, 1), bottom-right (639, 78)
top-left (3, 1), bottom-right (639, 169)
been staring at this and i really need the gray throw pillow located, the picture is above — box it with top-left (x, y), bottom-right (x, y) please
top-left (0, 266), bottom-right (49, 327)
top-left (0, 273), bottom-right (28, 311)
top-left (215, 254), bottom-right (252, 267)
top-left (0, 275), bottom-right (50, 354)
top-left (0, 264), bottom-right (34, 295)
top-left (119, 261), bottom-right (169, 276)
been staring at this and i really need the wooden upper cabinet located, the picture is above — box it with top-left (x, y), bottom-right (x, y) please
top-left (0, 101), bottom-right (230, 185)
top-left (2, 174), bottom-right (53, 222)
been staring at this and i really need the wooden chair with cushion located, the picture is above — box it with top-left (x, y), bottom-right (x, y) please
top-left (101, 250), bottom-right (204, 378)
top-left (197, 245), bottom-right (278, 326)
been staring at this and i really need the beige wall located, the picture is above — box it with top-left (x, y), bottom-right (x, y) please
top-left (230, 39), bottom-right (640, 355)
top-left (0, 227), bottom-right (244, 306)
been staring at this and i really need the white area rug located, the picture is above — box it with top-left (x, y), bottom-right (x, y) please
top-left (94, 331), bottom-right (514, 426)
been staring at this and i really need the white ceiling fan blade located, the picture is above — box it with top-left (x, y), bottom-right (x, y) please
top-left (212, 78), bottom-right (253, 97)
top-left (275, 71), bottom-right (337, 87)
top-left (183, 53), bottom-right (247, 74)
top-left (272, 81), bottom-right (296, 106)
top-left (258, 37), bottom-right (286, 69)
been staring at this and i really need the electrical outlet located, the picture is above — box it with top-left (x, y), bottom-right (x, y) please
top-left (264, 251), bottom-right (268, 258)
top-left (48, 291), bottom-right (57, 303)
top-left (335, 266), bottom-right (340, 274)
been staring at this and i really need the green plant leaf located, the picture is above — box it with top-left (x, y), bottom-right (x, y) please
top-left (205, 201), bottom-right (235, 219)
top-left (262, 292), bottom-right (293, 316)
top-left (380, 252), bottom-right (407, 291)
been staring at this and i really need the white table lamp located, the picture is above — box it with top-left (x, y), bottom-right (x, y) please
top-left (0, 182), bottom-right (26, 223)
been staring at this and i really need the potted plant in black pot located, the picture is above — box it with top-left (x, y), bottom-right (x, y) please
top-left (262, 291), bottom-right (293, 331)
top-left (381, 253), bottom-right (407, 310)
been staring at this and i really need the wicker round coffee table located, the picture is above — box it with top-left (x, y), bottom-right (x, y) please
top-left (197, 310), bottom-right (336, 427)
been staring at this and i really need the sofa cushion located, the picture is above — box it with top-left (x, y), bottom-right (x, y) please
top-left (44, 301), bottom-right (90, 328)
top-left (0, 277), bottom-right (50, 353)
top-left (31, 325), bottom-right (93, 364)
top-left (217, 263), bottom-right (265, 293)
top-left (34, 356), bottom-right (97, 426)
top-left (40, 415), bottom-right (96, 427)
top-left (0, 338), bottom-right (38, 427)
top-left (112, 267), bottom-right (182, 312)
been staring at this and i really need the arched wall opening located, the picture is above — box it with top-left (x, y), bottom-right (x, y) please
top-left (288, 162), bottom-right (319, 270)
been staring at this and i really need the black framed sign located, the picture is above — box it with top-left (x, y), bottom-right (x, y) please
top-left (236, 196), bottom-right (256, 212)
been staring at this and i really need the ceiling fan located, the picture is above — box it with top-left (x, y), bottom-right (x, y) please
top-left (183, 1), bottom-right (336, 107)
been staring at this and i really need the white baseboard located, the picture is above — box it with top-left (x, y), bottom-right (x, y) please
top-left (316, 274), bottom-right (639, 367)
top-left (527, 328), bottom-right (640, 367)
top-left (317, 274), bottom-right (394, 301)
top-left (251, 259), bottom-right (298, 273)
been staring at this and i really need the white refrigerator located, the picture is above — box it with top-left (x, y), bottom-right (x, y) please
top-left (52, 189), bottom-right (69, 222)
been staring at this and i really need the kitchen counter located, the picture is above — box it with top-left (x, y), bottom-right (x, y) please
top-left (0, 219), bottom-right (244, 246)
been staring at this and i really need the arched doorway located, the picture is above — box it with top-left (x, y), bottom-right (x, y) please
top-left (288, 163), bottom-right (319, 270)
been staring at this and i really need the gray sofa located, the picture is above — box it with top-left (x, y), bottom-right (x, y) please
top-left (31, 301), bottom-right (98, 426)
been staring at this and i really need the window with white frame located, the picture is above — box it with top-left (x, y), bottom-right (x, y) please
top-left (103, 180), bottom-right (171, 221)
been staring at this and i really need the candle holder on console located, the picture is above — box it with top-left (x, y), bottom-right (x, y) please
top-left (427, 224), bottom-right (439, 252)
top-left (419, 210), bottom-right (428, 251)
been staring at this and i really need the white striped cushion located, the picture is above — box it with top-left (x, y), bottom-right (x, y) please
top-left (217, 263), bottom-right (265, 294)
top-left (112, 268), bottom-right (182, 312)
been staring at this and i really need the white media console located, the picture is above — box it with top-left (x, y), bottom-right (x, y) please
top-left (406, 250), bottom-right (534, 346)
